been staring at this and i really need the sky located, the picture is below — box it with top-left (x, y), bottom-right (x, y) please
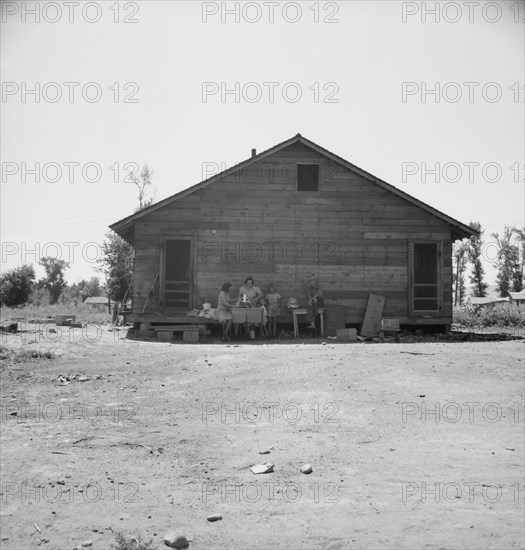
top-left (1, 0), bottom-right (524, 285)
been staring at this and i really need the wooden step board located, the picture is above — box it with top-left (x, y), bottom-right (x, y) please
top-left (360, 294), bottom-right (385, 338)
top-left (153, 324), bottom-right (200, 343)
top-left (153, 325), bottom-right (199, 331)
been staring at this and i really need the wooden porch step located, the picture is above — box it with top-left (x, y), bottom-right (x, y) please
top-left (153, 325), bottom-right (199, 332)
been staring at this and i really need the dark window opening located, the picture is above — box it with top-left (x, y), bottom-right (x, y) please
top-left (297, 164), bottom-right (319, 191)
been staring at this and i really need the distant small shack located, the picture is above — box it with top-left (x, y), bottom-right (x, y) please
top-left (84, 296), bottom-right (114, 310)
top-left (466, 296), bottom-right (509, 308)
top-left (509, 291), bottom-right (525, 306)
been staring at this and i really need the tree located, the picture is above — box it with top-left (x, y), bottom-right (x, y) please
top-left (132, 164), bottom-right (155, 212)
top-left (0, 264), bottom-right (36, 307)
top-left (38, 257), bottom-right (70, 304)
top-left (513, 227), bottom-right (525, 292)
top-left (77, 277), bottom-right (103, 301)
top-left (467, 221), bottom-right (488, 297)
top-left (59, 277), bottom-right (104, 306)
top-left (492, 226), bottom-right (523, 297)
top-left (453, 239), bottom-right (470, 306)
top-left (97, 231), bottom-right (134, 303)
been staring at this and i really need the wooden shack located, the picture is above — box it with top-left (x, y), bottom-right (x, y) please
top-left (110, 134), bottom-right (476, 331)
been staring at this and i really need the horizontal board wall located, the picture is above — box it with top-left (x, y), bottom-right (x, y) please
top-left (130, 143), bottom-right (455, 323)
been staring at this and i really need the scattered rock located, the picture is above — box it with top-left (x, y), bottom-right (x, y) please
top-left (163, 531), bottom-right (189, 549)
top-left (81, 541), bottom-right (93, 548)
top-left (258, 450), bottom-right (270, 455)
top-left (300, 464), bottom-right (313, 474)
top-left (78, 376), bottom-right (90, 382)
top-left (207, 514), bottom-right (222, 522)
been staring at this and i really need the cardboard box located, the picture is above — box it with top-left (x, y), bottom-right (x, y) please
top-left (336, 328), bottom-right (358, 342)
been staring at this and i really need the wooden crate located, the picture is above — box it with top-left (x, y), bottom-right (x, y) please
top-left (336, 328), bottom-right (358, 342)
top-left (55, 314), bottom-right (76, 326)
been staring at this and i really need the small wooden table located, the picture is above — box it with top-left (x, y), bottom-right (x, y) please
top-left (292, 308), bottom-right (324, 338)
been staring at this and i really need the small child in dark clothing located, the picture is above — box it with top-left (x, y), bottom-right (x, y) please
top-left (266, 285), bottom-right (281, 339)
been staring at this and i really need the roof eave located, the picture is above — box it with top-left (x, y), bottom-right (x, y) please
top-left (109, 133), bottom-right (478, 242)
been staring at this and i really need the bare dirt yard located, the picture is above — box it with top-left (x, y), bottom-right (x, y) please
top-left (0, 325), bottom-right (524, 550)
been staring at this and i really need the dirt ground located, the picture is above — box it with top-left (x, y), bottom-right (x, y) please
top-left (0, 325), bottom-right (524, 550)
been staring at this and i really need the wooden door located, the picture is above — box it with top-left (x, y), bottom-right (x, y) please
top-left (409, 241), bottom-right (442, 315)
top-left (161, 237), bottom-right (193, 311)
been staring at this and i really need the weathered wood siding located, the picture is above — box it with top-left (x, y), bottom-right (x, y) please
top-left (132, 142), bottom-right (453, 324)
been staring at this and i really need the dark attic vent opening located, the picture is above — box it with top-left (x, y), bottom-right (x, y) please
top-left (297, 164), bottom-right (319, 191)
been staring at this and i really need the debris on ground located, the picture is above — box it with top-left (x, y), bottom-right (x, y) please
top-left (0, 323), bottom-right (18, 333)
top-left (249, 462), bottom-right (274, 474)
top-left (163, 531), bottom-right (189, 549)
top-left (300, 464), bottom-right (313, 474)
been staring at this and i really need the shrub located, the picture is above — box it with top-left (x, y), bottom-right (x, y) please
top-left (454, 304), bottom-right (525, 328)
top-left (0, 265), bottom-right (35, 307)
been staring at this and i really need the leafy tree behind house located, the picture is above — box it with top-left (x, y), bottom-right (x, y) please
top-left (38, 257), bottom-right (70, 304)
top-left (132, 164), bottom-right (155, 212)
top-left (492, 226), bottom-right (523, 297)
top-left (468, 221), bottom-right (488, 297)
top-left (0, 264), bottom-right (36, 307)
top-left (97, 232), bottom-right (134, 303)
top-left (514, 227), bottom-right (525, 292)
top-left (95, 164), bottom-right (154, 311)
top-left (452, 239), bottom-right (470, 305)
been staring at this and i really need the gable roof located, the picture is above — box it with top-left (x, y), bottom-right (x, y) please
top-left (84, 296), bottom-right (113, 305)
top-left (110, 133), bottom-right (477, 243)
top-left (467, 296), bottom-right (509, 306)
top-left (509, 291), bottom-right (525, 301)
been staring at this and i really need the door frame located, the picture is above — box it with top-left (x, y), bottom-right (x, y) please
top-left (159, 234), bottom-right (196, 312)
top-left (408, 239), bottom-right (443, 317)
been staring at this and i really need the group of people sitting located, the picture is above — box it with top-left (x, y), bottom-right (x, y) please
top-left (216, 276), bottom-right (324, 341)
